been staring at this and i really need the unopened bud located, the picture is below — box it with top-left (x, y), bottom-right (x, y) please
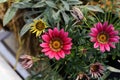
top-left (71, 7), bottom-right (84, 21)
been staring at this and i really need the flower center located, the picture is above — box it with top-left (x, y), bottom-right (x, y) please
top-left (97, 32), bottom-right (108, 43)
top-left (90, 65), bottom-right (99, 72)
top-left (36, 21), bottom-right (45, 30)
top-left (50, 39), bottom-right (63, 52)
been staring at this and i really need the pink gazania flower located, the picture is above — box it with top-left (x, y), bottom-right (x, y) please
top-left (40, 27), bottom-right (72, 60)
top-left (90, 62), bottom-right (104, 78)
top-left (89, 22), bottom-right (119, 52)
top-left (20, 55), bottom-right (33, 69)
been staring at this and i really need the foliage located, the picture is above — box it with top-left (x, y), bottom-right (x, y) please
top-left (1, 0), bottom-right (120, 80)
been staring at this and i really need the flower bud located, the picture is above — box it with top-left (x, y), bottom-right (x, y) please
top-left (71, 7), bottom-right (84, 21)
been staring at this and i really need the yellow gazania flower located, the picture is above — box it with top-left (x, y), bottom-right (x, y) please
top-left (30, 19), bottom-right (47, 37)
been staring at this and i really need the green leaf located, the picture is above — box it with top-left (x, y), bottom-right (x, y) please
top-left (20, 23), bottom-right (31, 37)
top-left (107, 66), bottom-right (120, 73)
top-left (13, 2), bottom-right (33, 8)
top-left (86, 5), bottom-right (104, 13)
top-left (32, 1), bottom-right (46, 8)
top-left (61, 11), bottom-right (70, 24)
top-left (0, 0), bottom-right (7, 3)
top-left (67, 1), bottom-right (83, 5)
top-left (3, 6), bottom-right (18, 26)
top-left (45, 1), bottom-right (57, 9)
top-left (61, 1), bottom-right (69, 10)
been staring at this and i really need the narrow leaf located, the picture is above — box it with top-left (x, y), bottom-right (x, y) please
top-left (13, 2), bottom-right (33, 8)
top-left (20, 23), bottom-right (31, 37)
top-left (86, 5), bottom-right (104, 13)
top-left (107, 66), bottom-right (120, 73)
top-left (61, 1), bottom-right (69, 10)
top-left (45, 1), bottom-right (57, 9)
top-left (3, 6), bottom-right (18, 26)
top-left (61, 11), bottom-right (70, 24)
top-left (32, 1), bottom-right (46, 8)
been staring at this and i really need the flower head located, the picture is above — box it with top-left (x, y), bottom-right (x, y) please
top-left (90, 62), bottom-right (104, 78)
top-left (30, 19), bottom-right (47, 37)
top-left (20, 54), bottom-right (33, 69)
top-left (76, 73), bottom-right (90, 80)
top-left (71, 7), bottom-right (84, 21)
top-left (40, 27), bottom-right (72, 60)
top-left (89, 22), bottom-right (119, 52)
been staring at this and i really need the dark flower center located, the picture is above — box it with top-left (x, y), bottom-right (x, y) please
top-left (97, 32), bottom-right (109, 43)
top-left (49, 38), bottom-right (63, 52)
top-left (90, 64), bottom-right (99, 72)
top-left (36, 21), bottom-right (45, 30)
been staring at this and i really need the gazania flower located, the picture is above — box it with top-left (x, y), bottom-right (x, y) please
top-left (76, 73), bottom-right (90, 80)
top-left (90, 62), bottom-right (104, 78)
top-left (30, 19), bottom-right (47, 37)
top-left (20, 54), bottom-right (33, 69)
top-left (89, 22), bottom-right (119, 52)
top-left (40, 27), bottom-right (72, 60)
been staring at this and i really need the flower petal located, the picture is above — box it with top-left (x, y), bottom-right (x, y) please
top-left (40, 43), bottom-right (49, 48)
top-left (48, 51), bottom-right (55, 59)
top-left (63, 44), bottom-right (72, 50)
top-left (90, 38), bottom-right (97, 42)
top-left (53, 27), bottom-right (59, 37)
top-left (109, 38), bottom-right (119, 42)
top-left (91, 28), bottom-right (98, 34)
top-left (109, 43), bottom-right (116, 48)
top-left (41, 48), bottom-right (50, 52)
top-left (48, 29), bottom-right (53, 38)
top-left (94, 42), bottom-right (99, 48)
top-left (58, 50), bottom-right (65, 58)
top-left (103, 21), bottom-right (108, 31)
top-left (55, 54), bottom-right (60, 60)
top-left (100, 44), bottom-right (105, 52)
top-left (42, 34), bottom-right (50, 42)
top-left (89, 33), bottom-right (97, 37)
top-left (104, 44), bottom-right (110, 51)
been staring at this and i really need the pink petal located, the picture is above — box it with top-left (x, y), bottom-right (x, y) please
top-left (64, 50), bottom-right (71, 54)
top-left (40, 43), bottom-right (49, 48)
top-left (91, 28), bottom-right (98, 34)
top-left (103, 21), bottom-right (108, 31)
top-left (59, 29), bottom-right (68, 38)
top-left (55, 54), bottom-right (60, 60)
top-left (109, 31), bottom-right (119, 36)
top-left (63, 38), bottom-right (72, 44)
top-left (109, 38), bottom-right (119, 42)
top-left (96, 22), bottom-right (103, 32)
top-left (45, 51), bottom-right (51, 56)
top-left (53, 27), bottom-right (59, 37)
top-left (89, 33), bottom-right (97, 37)
top-left (48, 51), bottom-right (55, 59)
top-left (48, 29), bottom-right (53, 38)
top-left (41, 48), bottom-right (50, 52)
top-left (106, 24), bottom-right (114, 33)
top-left (63, 44), bottom-right (72, 50)
top-left (90, 38), bottom-right (97, 42)
top-left (94, 42), bottom-right (99, 48)
top-left (100, 44), bottom-right (105, 52)
top-left (104, 44), bottom-right (110, 51)
top-left (109, 43), bottom-right (116, 48)
top-left (58, 50), bottom-right (65, 58)
top-left (42, 34), bottom-right (50, 42)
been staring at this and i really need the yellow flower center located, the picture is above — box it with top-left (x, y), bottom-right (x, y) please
top-left (50, 39), bottom-right (63, 52)
top-left (36, 21), bottom-right (45, 30)
top-left (90, 64), bottom-right (99, 72)
top-left (97, 32), bottom-right (108, 44)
